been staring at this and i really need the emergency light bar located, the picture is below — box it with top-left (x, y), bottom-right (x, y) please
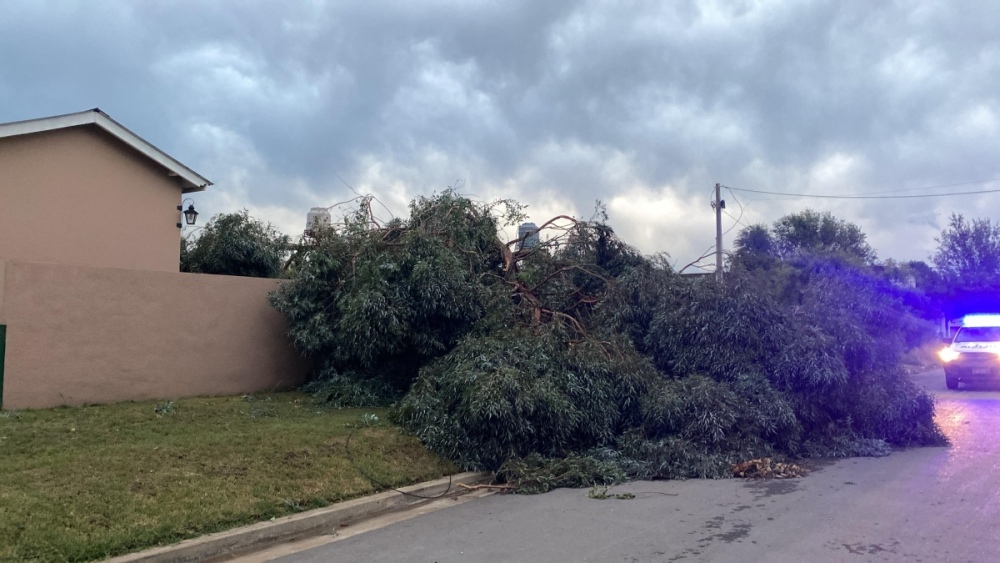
top-left (962, 314), bottom-right (1000, 327)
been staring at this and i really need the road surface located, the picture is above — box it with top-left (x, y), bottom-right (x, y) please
top-left (248, 368), bottom-right (1000, 562)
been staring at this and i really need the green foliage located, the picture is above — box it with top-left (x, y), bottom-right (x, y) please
top-left (607, 227), bottom-right (943, 459)
top-left (182, 210), bottom-right (290, 278)
top-left (933, 213), bottom-right (1000, 290)
top-left (392, 326), bottom-right (658, 470)
top-left (301, 365), bottom-right (402, 408)
top-left (732, 223), bottom-right (778, 270)
top-left (274, 193), bottom-right (945, 491)
top-left (640, 375), bottom-right (796, 460)
top-left (614, 433), bottom-right (738, 480)
top-left (270, 191), bottom-right (514, 394)
top-left (498, 453), bottom-right (630, 494)
top-left (587, 486), bottom-right (635, 500)
top-left (767, 209), bottom-right (876, 265)
top-left (154, 401), bottom-right (175, 416)
top-left (728, 223), bottom-right (943, 453)
top-left (872, 259), bottom-right (941, 320)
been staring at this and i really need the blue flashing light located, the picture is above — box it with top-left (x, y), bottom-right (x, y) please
top-left (961, 314), bottom-right (1000, 328)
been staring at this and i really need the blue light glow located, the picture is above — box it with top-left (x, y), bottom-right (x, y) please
top-left (961, 314), bottom-right (1000, 328)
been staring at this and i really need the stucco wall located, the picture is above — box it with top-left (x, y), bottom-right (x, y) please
top-left (0, 126), bottom-right (185, 272)
top-left (0, 259), bottom-right (309, 409)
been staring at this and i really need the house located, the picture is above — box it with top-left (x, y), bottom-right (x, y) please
top-left (0, 110), bottom-right (308, 410)
top-left (0, 108), bottom-right (211, 272)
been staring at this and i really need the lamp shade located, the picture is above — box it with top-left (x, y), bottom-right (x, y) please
top-left (183, 204), bottom-right (199, 226)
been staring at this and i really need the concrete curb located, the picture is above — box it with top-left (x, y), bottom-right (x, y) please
top-left (107, 471), bottom-right (493, 563)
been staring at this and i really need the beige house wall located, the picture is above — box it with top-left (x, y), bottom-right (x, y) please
top-left (0, 126), bottom-right (186, 272)
top-left (0, 259), bottom-right (309, 409)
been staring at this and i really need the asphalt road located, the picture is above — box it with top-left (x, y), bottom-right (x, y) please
top-left (262, 368), bottom-right (1000, 562)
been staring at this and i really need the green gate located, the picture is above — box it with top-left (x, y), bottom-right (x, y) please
top-left (0, 325), bottom-right (6, 409)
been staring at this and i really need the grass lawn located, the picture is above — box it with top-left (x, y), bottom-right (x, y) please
top-left (0, 392), bottom-right (458, 562)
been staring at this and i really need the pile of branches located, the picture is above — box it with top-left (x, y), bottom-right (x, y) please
top-left (270, 191), bottom-right (946, 492)
top-left (731, 458), bottom-right (808, 479)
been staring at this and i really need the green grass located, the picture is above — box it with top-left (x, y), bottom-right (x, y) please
top-left (0, 393), bottom-right (458, 562)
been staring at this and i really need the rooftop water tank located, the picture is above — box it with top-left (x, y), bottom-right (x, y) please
top-left (518, 222), bottom-right (540, 250)
top-left (305, 207), bottom-right (331, 234)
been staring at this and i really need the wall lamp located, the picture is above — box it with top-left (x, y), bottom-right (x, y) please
top-left (177, 198), bottom-right (199, 228)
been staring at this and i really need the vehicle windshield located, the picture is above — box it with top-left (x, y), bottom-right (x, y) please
top-left (955, 327), bottom-right (1000, 342)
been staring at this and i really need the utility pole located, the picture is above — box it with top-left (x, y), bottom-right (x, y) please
top-left (713, 183), bottom-right (724, 282)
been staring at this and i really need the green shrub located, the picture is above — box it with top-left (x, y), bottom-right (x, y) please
top-left (182, 210), bottom-right (290, 278)
top-left (301, 364), bottom-right (403, 408)
top-left (497, 452), bottom-right (630, 494)
top-left (603, 255), bottom-right (945, 456)
top-left (270, 192), bottom-right (511, 394)
top-left (393, 326), bottom-right (658, 470)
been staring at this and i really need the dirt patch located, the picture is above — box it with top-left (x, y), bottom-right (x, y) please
top-left (745, 478), bottom-right (800, 499)
top-left (696, 516), bottom-right (754, 548)
top-left (833, 539), bottom-right (901, 556)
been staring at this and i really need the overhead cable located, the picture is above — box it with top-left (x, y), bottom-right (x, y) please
top-left (724, 184), bottom-right (1000, 200)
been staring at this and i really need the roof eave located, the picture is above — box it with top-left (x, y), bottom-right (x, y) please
top-left (182, 182), bottom-right (209, 194)
top-left (0, 108), bottom-right (213, 192)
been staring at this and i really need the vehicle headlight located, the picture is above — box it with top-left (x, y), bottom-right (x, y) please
top-left (939, 348), bottom-right (960, 363)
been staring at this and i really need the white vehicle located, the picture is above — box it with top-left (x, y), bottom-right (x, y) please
top-left (938, 314), bottom-right (1000, 390)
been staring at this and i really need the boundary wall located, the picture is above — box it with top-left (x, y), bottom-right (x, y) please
top-left (0, 259), bottom-right (309, 409)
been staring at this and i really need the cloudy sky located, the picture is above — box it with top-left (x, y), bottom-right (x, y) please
top-left (3, 0), bottom-right (999, 270)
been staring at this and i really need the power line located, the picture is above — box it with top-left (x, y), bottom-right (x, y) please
top-left (725, 184), bottom-right (1000, 200)
top-left (724, 186), bottom-right (751, 228)
top-left (726, 186), bottom-right (745, 213)
top-left (840, 178), bottom-right (1000, 195)
top-left (724, 208), bottom-right (750, 230)
top-left (722, 218), bottom-right (740, 237)
top-left (722, 217), bottom-right (741, 237)
top-left (720, 188), bottom-right (747, 233)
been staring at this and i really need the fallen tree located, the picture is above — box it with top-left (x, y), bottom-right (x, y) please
top-left (270, 191), bottom-right (946, 491)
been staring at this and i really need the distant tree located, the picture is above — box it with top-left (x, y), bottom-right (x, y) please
top-left (732, 223), bottom-right (778, 270)
top-left (181, 210), bottom-right (290, 278)
top-left (904, 260), bottom-right (940, 289)
top-left (180, 236), bottom-right (193, 272)
top-left (932, 213), bottom-right (1000, 290)
top-left (771, 209), bottom-right (876, 264)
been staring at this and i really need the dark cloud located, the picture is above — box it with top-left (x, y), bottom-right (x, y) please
top-left (3, 0), bottom-right (1000, 265)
